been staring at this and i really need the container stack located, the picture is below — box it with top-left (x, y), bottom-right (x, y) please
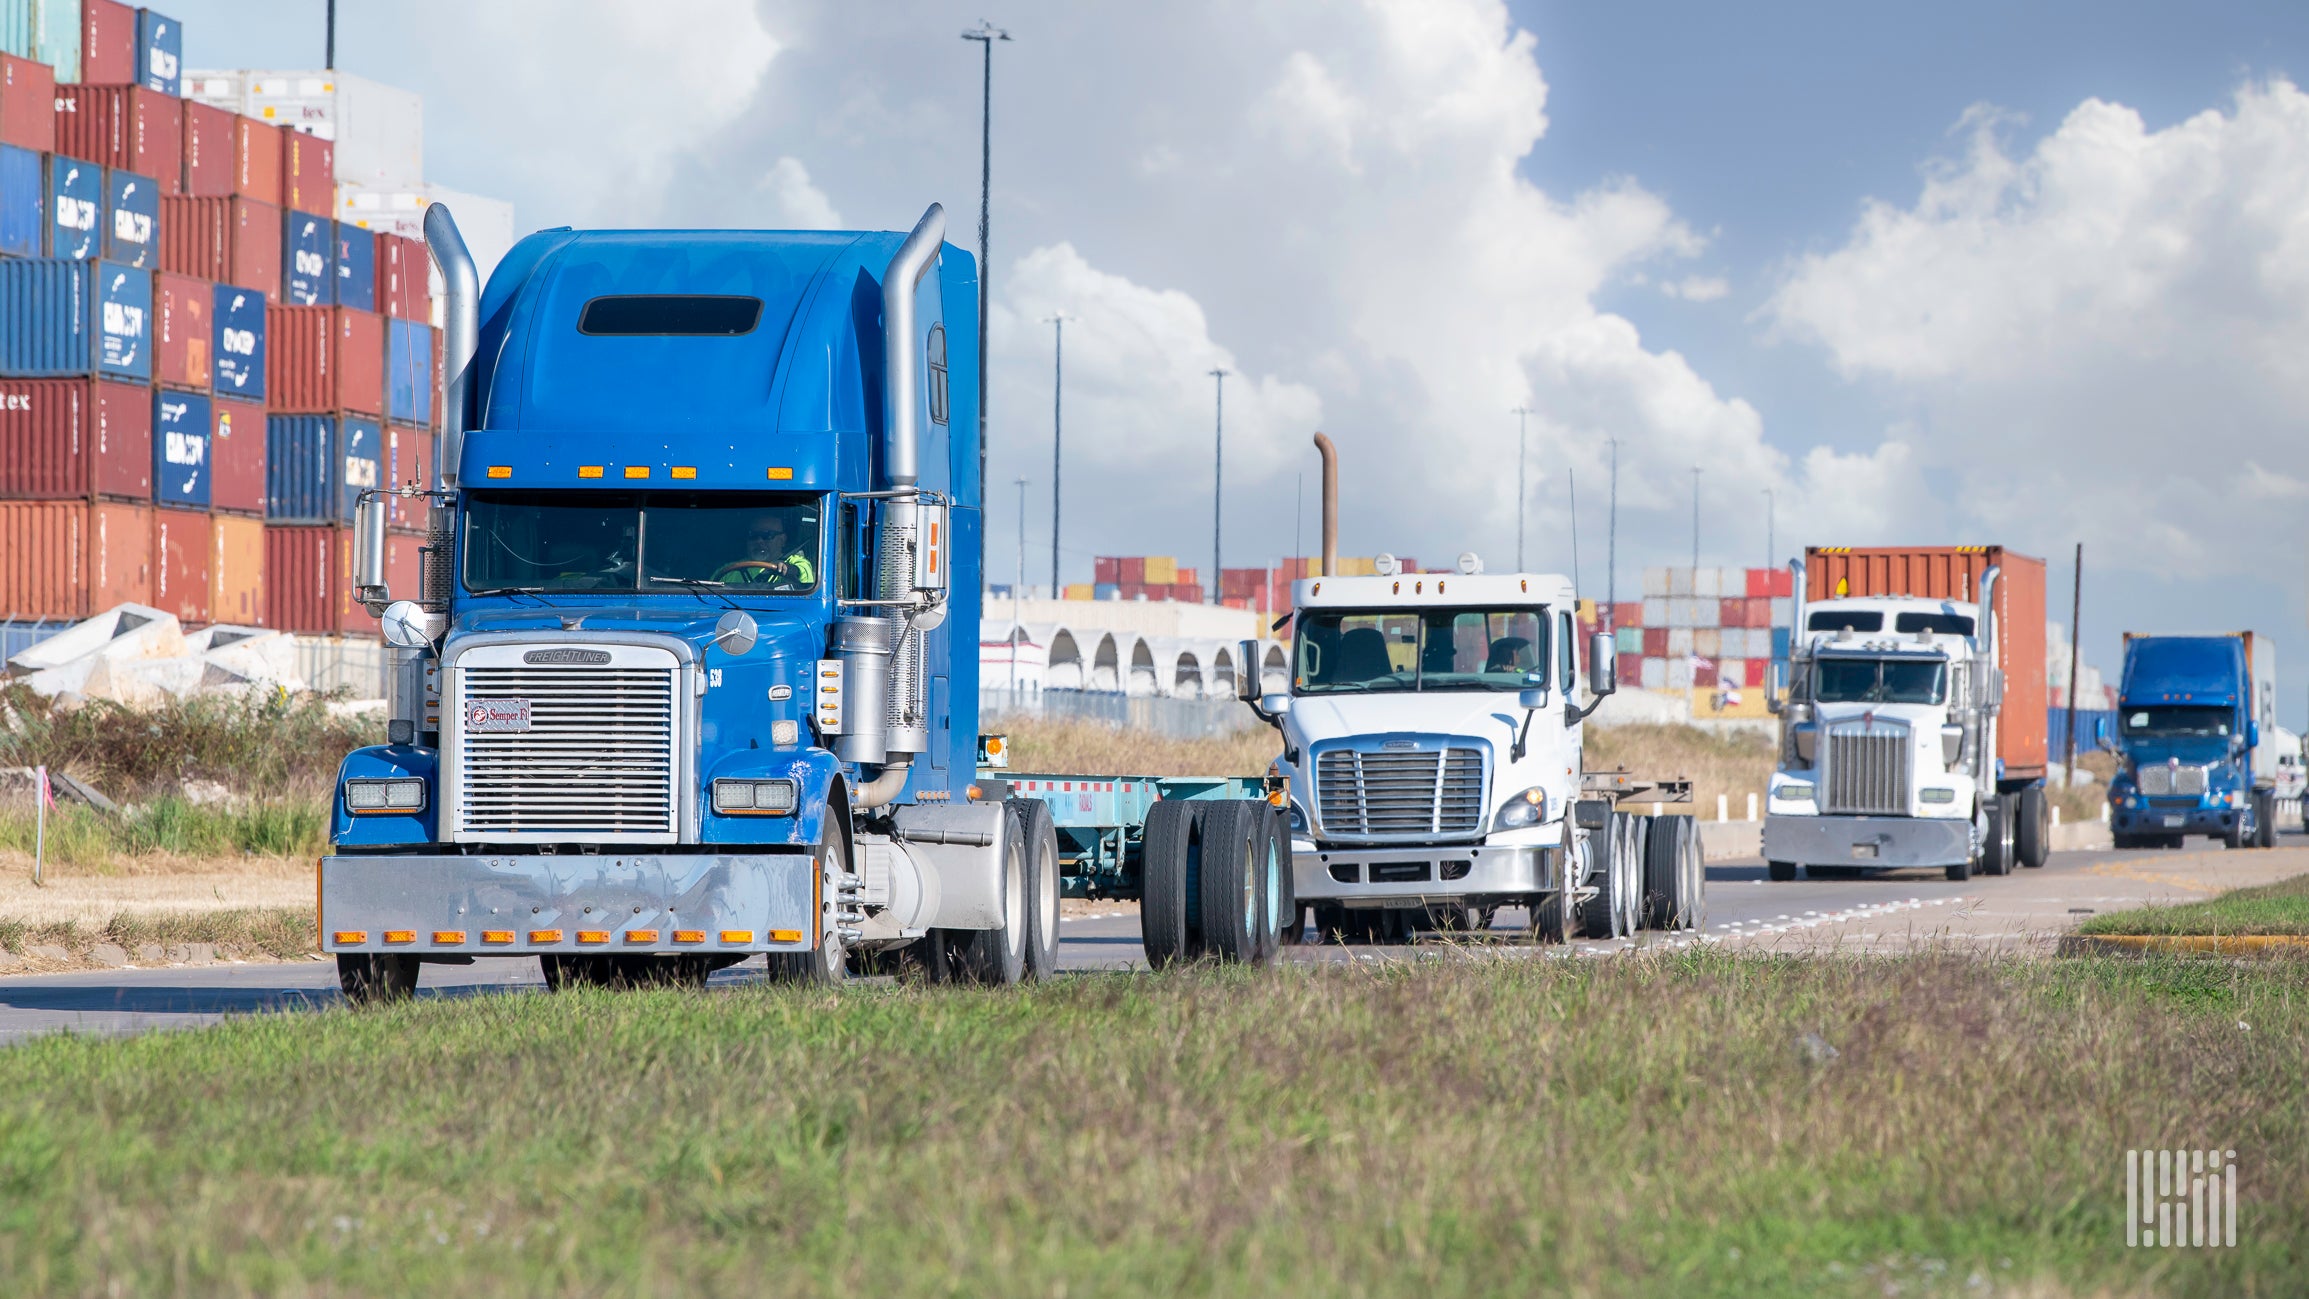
top-left (1609, 566), bottom-right (1794, 716)
top-left (2, 7), bottom-right (477, 639)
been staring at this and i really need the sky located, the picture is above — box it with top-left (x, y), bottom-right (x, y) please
top-left (166, 0), bottom-right (2309, 722)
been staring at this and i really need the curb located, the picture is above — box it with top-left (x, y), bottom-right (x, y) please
top-left (2058, 934), bottom-right (2309, 958)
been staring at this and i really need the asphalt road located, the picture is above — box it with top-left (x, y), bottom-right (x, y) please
top-left (2, 839), bottom-right (2303, 1045)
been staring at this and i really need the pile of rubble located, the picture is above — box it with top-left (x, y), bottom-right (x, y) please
top-left (4, 605), bottom-right (307, 709)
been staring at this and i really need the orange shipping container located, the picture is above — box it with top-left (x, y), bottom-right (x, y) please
top-left (1803, 545), bottom-right (2048, 780)
top-left (152, 506), bottom-right (213, 625)
top-left (210, 512), bottom-right (265, 625)
top-left (0, 500), bottom-right (151, 619)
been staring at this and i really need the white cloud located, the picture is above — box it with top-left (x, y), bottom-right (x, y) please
top-left (1768, 79), bottom-right (2309, 581)
top-left (1662, 275), bottom-right (1729, 302)
top-left (759, 157), bottom-right (843, 229)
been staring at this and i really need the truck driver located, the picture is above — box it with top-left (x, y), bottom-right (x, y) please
top-left (715, 511), bottom-right (817, 590)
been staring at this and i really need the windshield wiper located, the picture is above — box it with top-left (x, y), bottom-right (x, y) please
top-left (648, 576), bottom-right (738, 608)
top-left (466, 586), bottom-right (549, 597)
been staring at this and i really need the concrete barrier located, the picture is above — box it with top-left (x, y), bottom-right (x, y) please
top-left (1688, 816), bottom-right (2112, 861)
top-left (2051, 820), bottom-right (2113, 853)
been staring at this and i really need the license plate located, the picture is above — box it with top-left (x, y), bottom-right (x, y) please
top-left (465, 698), bottom-right (532, 733)
top-left (2162, 814), bottom-right (2186, 828)
top-left (1851, 843), bottom-right (1878, 859)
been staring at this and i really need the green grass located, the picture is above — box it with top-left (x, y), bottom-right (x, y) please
top-left (0, 953), bottom-right (2302, 1295)
top-left (0, 796), bottom-right (329, 865)
top-left (2079, 874), bottom-right (2309, 938)
top-left (0, 907), bottom-right (315, 962)
top-left (0, 683), bottom-right (371, 801)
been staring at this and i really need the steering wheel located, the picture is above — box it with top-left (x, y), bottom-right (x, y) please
top-left (712, 559), bottom-right (781, 583)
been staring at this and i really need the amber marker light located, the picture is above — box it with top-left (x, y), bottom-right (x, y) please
top-left (625, 930), bottom-right (661, 944)
top-left (673, 929), bottom-right (706, 944)
top-left (384, 930), bottom-right (416, 944)
top-left (577, 930), bottom-right (611, 945)
top-left (671, 467), bottom-right (696, 479)
top-left (720, 930), bottom-right (754, 944)
top-left (332, 930), bottom-right (367, 945)
top-left (529, 929), bottom-right (564, 944)
top-left (766, 467), bottom-right (793, 480)
top-left (578, 466), bottom-right (603, 478)
top-left (770, 929), bottom-right (804, 943)
top-left (624, 466), bottom-right (649, 479)
top-left (481, 930), bottom-right (516, 945)
top-left (487, 466), bottom-right (511, 478)
top-left (432, 931), bottom-right (466, 945)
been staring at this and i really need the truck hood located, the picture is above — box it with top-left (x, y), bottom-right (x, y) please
top-left (1286, 692), bottom-right (1531, 750)
top-left (1810, 701), bottom-right (1945, 727)
top-left (451, 606), bottom-right (824, 662)
top-left (2118, 736), bottom-right (2236, 770)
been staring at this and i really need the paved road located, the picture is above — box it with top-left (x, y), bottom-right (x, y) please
top-left (3, 840), bottom-right (2304, 1044)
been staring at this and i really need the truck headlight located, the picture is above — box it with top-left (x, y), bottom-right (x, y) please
top-left (1493, 787), bottom-right (1547, 831)
top-left (1777, 782), bottom-right (1815, 803)
top-left (344, 777), bottom-right (426, 813)
top-left (1920, 787), bottom-right (1955, 804)
top-left (714, 778), bottom-right (798, 815)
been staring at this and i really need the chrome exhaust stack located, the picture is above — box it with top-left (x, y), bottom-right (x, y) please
top-left (423, 203), bottom-right (479, 493)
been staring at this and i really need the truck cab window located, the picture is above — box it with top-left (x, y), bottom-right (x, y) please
top-left (2121, 707), bottom-right (2231, 738)
top-left (1295, 607), bottom-right (1545, 694)
top-left (463, 491), bottom-right (822, 594)
top-left (1893, 611), bottom-right (1974, 636)
top-left (1813, 656), bottom-right (1946, 705)
top-left (1808, 610), bottom-right (1882, 633)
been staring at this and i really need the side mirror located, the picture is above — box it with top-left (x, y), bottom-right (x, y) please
top-left (1259, 692), bottom-right (1293, 718)
top-left (1518, 686), bottom-right (1551, 710)
top-left (1237, 639), bottom-right (1262, 702)
top-left (354, 490), bottom-right (388, 612)
top-left (1586, 631), bottom-right (1616, 698)
top-left (714, 610), bottom-right (759, 657)
top-left (2249, 721), bottom-right (2261, 748)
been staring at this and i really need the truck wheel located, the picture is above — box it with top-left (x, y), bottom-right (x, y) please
top-left (768, 823), bottom-right (852, 986)
top-left (1528, 894), bottom-right (1568, 944)
top-left (949, 804), bottom-right (1029, 986)
top-left (1261, 806), bottom-right (1296, 955)
top-left (1139, 799), bottom-right (1201, 968)
top-left (1197, 801), bottom-right (1263, 963)
top-left (2223, 810), bottom-right (2247, 850)
top-left (2255, 791), bottom-right (2277, 848)
top-left (1947, 814), bottom-right (1977, 881)
top-left (1767, 860), bottom-right (1797, 882)
top-left (1979, 797), bottom-right (2013, 876)
top-left (337, 953), bottom-right (418, 1004)
top-left (1578, 814), bottom-right (1626, 940)
top-left (2015, 785), bottom-right (2049, 868)
top-left (1649, 815), bottom-right (1704, 931)
top-left (1010, 798), bottom-right (1062, 980)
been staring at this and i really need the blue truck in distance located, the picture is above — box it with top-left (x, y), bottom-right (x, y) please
top-left (2107, 632), bottom-right (2281, 850)
top-left (319, 203), bottom-right (1287, 1000)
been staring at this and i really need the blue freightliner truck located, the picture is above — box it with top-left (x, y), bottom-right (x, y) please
top-left (2107, 632), bottom-right (2280, 850)
top-left (320, 204), bottom-right (1288, 1001)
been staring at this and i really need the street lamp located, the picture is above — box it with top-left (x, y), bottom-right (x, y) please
top-left (961, 19), bottom-right (1009, 587)
top-left (1013, 476), bottom-right (1028, 696)
top-left (1209, 368), bottom-right (1229, 604)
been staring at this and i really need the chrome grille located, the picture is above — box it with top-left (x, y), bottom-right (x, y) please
top-left (455, 662), bottom-right (679, 840)
top-left (2137, 763), bottom-right (2207, 797)
top-left (1822, 723), bottom-right (1909, 816)
top-left (1314, 746), bottom-right (1485, 839)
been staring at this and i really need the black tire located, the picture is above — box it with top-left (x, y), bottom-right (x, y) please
top-left (2255, 791), bottom-right (2277, 849)
top-left (951, 805), bottom-right (1030, 986)
top-left (1768, 860), bottom-right (1797, 882)
top-left (1979, 797), bottom-right (2012, 876)
top-left (1278, 902), bottom-right (1309, 947)
top-left (767, 818), bottom-right (851, 986)
top-left (2015, 784), bottom-right (2049, 868)
top-left (1010, 798), bottom-right (1062, 980)
top-left (337, 953), bottom-right (418, 1004)
top-left (1139, 799), bottom-right (1201, 968)
top-left (1577, 814), bottom-right (1620, 939)
top-left (1648, 814), bottom-right (1704, 931)
top-left (1197, 801), bottom-right (1263, 963)
top-left (1947, 813), bottom-right (1977, 881)
top-left (2224, 808), bottom-right (2246, 850)
top-left (1262, 805), bottom-right (1296, 956)
top-left (1528, 894), bottom-right (1568, 944)
top-left (1805, 864), bottom-right (1857, 880)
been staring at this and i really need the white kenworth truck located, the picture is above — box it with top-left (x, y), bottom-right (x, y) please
top-left (1762, 551), bottom-right (2051, 883)
top-left (1246, 554), bottom-right (1702, 944)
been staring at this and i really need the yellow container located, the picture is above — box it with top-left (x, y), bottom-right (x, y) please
top-left (1062, 582), bottom-right (1095, 601)
top-left (1143, 555), bottom-right (1178, 584)
top-left (1690, 684), bottom-right (1771, 720)
top-left (211, 513), bottom-right (266, 626)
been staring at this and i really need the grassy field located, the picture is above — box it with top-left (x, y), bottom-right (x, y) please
top-left (1584, 722), bottom-right (1777, 818)
top-left (0, 952), bottom-right (2300, 1296)
top-left (2079, 873), bottom-right (2309, 937)
top-left (998, 716), bottom-right (1282, 778)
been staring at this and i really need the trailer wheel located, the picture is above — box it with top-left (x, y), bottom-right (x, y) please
top-left (1577, 814), bottom-right (1625, 940)
top-left (1010, 798), bottom-right (1062, 980)
top-left (768, 822), bottom-right (852, 986)
top-left (337, 954), bottom-right (418, 1004)
top-left (2015, 785), bottom-right (2050, 868)
top-left (1197, 802), bottom-right (1263, 963)
top-left (1648, 815), bottom-right (1705, 931)
top-left (1979, 797), bottom-right (2013, 876)
top-left (1768, 860), bottom-right (1797, 882)
top-left (1139, 799), bottom-right (1201, 968)
top-left (2254, 791), bottom-right (2277, 848)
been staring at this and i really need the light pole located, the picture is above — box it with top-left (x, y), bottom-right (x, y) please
top-left (1511, 406), bottom-right (1533, 570)
top-left (1013, 476), bottom-right (1028, 695)
top-left (961, 19), bottom-right (1009, 588)
top-left (1044, 313), bottom-right (1069, 594)
top-left (1209, 367), bottom-right (1228, 604)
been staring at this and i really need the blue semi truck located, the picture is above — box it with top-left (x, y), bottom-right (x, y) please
top-left (2107, 632), bottom-right (2281, 850)
top-left (318, 203), bottom-right (1288, 1000)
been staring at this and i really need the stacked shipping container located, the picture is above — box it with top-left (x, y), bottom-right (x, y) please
top-left (0, 8), bottom-right (452, 643)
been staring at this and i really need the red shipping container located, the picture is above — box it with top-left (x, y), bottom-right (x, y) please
top-left (1744, 659), bottom-right (1770, 689)
top-left (180, 100), bottom-right (237, 197)
top-left (54, 85), bottom-right (181, 195)
top-left (1642, 627), bottom-right (1668, 657)
top-left (1804, 545), bottom-right (2048, 778)
top-left (265, 523), bottom-right (350, 633)
top-left (0, 53), bottom-right (55, 154)
top-left (1748, 596), bottom-right (1774, 628)
top-left (1767, 567), bottom-right (1792, 597)
top-left (376, 233), bottom-right (433, 320)
top-left (1173, 583), bottom-right (1203, 603)
top-left (1093, 557), bottom-right (1120, 585)
top-left (383, 425), bottom-right (431, 527)
top-left (1692, 659), bottom-right (1718, 688)
top-left (1118, 556), bottom-right (1145, 585)
top-left (151, 506), bottom-right (212, 624)
top-left (1618, 652), bottom-right (1643, 684)
top-left (210, 512), bottom-right (265, 626)
top-left (0, 378), bottom-right (152, 501)
top-left (153, 272), bottom-right (213, 390)
top-left (0, 500), bottom-right (150, 618)
top-left (281, 129), bottom-right (333, 216)
top-left (210, 396), bottom-right (265, 515)
top-left (159, 197), bottom-right (282, 299)
top-left (269, 305), bottom-right (384, 415)
top-left (80, 0), bottom-right (138, 85)
top-left (1745, 568), bottom-right (1770, 598)
top-left (1718, 597), bottom-right (1744, 628)
top-left (232, 115), bottom-right (283, 204)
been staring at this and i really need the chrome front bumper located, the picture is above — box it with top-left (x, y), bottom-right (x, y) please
top-left (1761, 814), bottom-right (1970, 869)
top-left (1291, 840), bottom-right (1554, 907)
top-left (319, 853), bottom-right (817, 955)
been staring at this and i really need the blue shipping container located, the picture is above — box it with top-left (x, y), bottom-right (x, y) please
top-left (387, 316), bottom-right (430, 426)
top-left (1772, 627), bottom-right (1791, 660)
top-left (153, 389), bottom-right (211, 507)
top-left (266, 414), bottom-right (334, 522)
top-left (0, 143), bottom-right (40, 258)
top-left (46, 153), bottom-right (101, 260)
top-left (212, 282), bottom-right (265, 400)
top-left (104, 168), bottom-right (157, 268)
top-left (134, 7), bottom-right (178, 96)
top-left (334, 222), bottom-right (375, 312)
top-left (0, 258), bottom-right (150, 380)
top-left (282, 208), bottom-right (332, 306)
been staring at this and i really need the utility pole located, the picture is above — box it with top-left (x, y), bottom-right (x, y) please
top-left (1690, 466), bottom-right (1701, 572)
top-left (1511, 406), bottom-right (1533, 571)
top-left (325, 0), bottom-right (336, 68)
top-left (1209, 367), bottom-right (1229, 604)
top-left (2065, 543), bottom-right (2084, 779)
top-left (961, 19), bottom-right (1009, 589)
top-left (1606, 438), bottom-right (1619, 630)
top-left (1013, 477), bottom-right (1028, 696)
top-left (1044, 313), bottom-right (1069, 594)
top-left (1762, 487), bottom-right (1774, 569)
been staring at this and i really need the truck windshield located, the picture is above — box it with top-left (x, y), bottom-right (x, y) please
top-left (1294, 608), bottom-right (1546, 694)
top-left (2121, 707), bottom-right (2232, 738)
top-left (462, 490), bottom-right (822, 594)
top-left (1813, 656), bottom-right (1946, 704)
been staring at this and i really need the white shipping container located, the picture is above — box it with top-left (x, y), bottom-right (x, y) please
top-left (184, 73), bottom-right (250, 114)
top-left (1693, 566), bottom-right (1720, 598)
top-left (228, 70), bottom-right (426, 191)
top-left (1720, 658), bottom-right (1746, 686)
top-left (1642, 597), bottom-right (1668, 626)
top-left (1694, 628), bottom-right (1720, 657)
top-left (1770, 596), bottom-right (1793, 625)
top-left (1667, 568), bottom-right (1693, 597)
top-left (1642, 567), bottom-right (1669, 597)
top-left (1640, 657), bottom-right (1667, 690)
top-left (1667, 628), bottom-right (1694, 657)
top-left (1667, 657), bottom-right (1693, 689)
